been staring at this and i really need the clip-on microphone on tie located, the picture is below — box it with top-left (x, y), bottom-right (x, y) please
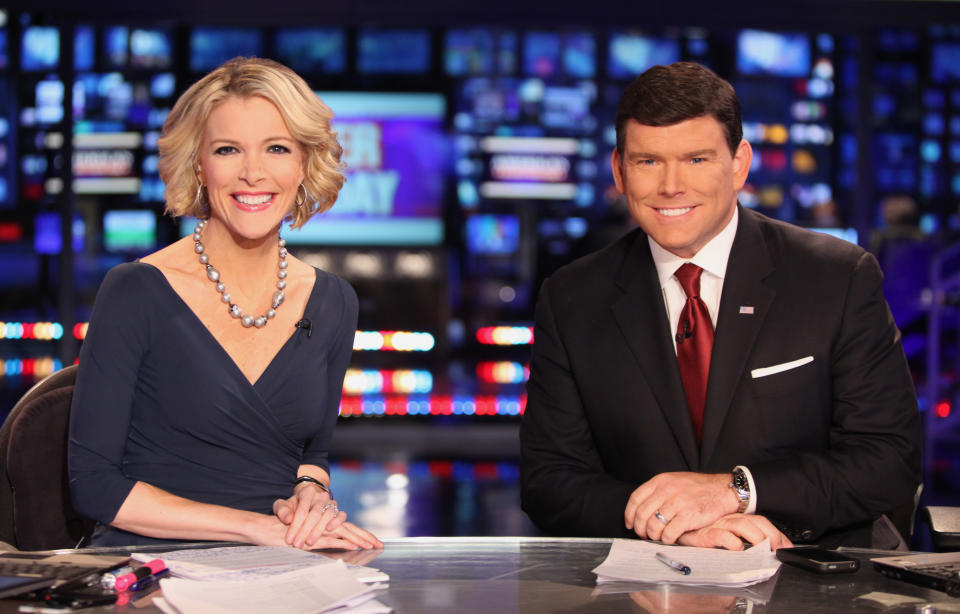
top-left (675, 320), bottom-right (692, 345)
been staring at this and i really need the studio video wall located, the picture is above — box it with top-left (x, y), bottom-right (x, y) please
top-left (1, 10), bottom-right (959, 418)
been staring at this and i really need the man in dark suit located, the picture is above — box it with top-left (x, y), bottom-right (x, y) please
top-left (519, 62), bottom-right (922, 549)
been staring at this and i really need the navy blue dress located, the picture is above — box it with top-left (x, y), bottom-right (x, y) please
top-left (67, 262), bottom-right (357, 546)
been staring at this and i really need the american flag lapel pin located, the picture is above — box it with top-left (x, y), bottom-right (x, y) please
top-left (739, 306), bottom-right (755, 315)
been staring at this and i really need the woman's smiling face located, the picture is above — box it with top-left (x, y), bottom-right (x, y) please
top-left (199, 95), bottom-right (305, 242)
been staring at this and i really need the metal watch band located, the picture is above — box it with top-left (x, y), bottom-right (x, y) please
top-left (730, 467), bottom-right (750, 513)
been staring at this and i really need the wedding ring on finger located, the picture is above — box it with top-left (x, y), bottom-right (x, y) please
top-left (655, 511), bottom-right (668, 525)
top-left (321, 502), bottom-right (340, 515)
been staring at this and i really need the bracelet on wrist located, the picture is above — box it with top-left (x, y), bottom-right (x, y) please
top-left (294, 475), bottom-right (332, 498)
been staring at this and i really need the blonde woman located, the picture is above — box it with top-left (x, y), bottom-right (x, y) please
top-left (69, 57), bottom-right (381, 550)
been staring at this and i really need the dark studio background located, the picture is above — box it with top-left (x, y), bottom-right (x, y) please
top-left (0, 0), bottom-right (958, 546)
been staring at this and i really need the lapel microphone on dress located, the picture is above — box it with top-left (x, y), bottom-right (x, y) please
top-left (295, 318), bottom-right (313, 338)
top-left (675, 320), bottom-right (693, 345)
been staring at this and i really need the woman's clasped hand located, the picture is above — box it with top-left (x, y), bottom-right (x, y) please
top-left (272, 481), bottom-right (382, 550)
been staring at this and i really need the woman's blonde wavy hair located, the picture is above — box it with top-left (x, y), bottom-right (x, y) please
top-left (158, 57), bottom-right (344, 229)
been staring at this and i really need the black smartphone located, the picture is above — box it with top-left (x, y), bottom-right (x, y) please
top-left (776, 547), bottom-right (860, 574)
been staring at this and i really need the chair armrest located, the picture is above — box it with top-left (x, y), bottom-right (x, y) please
top-left (923, 506), bottom-right (960, 552)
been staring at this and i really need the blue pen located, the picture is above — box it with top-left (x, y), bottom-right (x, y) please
top-left (129, 568), bottom-right (170, 592)
top-left (655, 552), bottom-right (692, 575)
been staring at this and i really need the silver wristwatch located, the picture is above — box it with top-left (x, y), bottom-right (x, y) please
top-left (730, 467), bottom-right (750, 513)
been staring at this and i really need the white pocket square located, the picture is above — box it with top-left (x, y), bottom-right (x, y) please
top-left (751, 356), bottom-right (814, 379)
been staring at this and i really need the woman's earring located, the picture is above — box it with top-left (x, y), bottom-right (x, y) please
top-left (296, 183), bottom-right (308, 207)
top-left (194, 181), bottom-right (208, 207)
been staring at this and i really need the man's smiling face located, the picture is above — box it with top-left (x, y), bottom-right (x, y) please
top-left (611, 115), bottom-right (752, 258)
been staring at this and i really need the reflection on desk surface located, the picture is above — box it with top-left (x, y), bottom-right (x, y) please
top-left (7, 538), bottom-right (960, 614)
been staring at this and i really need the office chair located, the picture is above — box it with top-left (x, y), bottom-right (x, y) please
top-left (0, 365), bottom-right (94, 550)
top-left (872, 484), bottom-right (924, 551)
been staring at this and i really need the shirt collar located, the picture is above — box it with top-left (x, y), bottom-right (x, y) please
top-left (649, 205), bottom-right (739, 289)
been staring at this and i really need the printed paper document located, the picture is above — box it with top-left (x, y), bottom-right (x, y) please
top-left (593, 539), bottom-right (781, 587)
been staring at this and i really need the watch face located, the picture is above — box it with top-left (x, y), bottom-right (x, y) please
top-left (733, 471), bottom-right (749, 492)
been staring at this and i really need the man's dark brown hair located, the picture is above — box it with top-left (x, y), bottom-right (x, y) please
top-left (615, 62), bottom-right (742, 156)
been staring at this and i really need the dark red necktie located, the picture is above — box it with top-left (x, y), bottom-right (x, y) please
top-left (674, 263), bottom-right (714, 444)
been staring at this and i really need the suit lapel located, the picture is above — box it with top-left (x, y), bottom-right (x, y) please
top-left (700, 209), bottom-right (776, 464)
top-left (611, 233), bottom-right (700, 469)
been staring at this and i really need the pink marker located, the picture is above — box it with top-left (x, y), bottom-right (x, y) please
top-left (114, 559), bottom-right (166, 591)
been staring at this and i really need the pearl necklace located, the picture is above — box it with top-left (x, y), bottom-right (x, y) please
top-left (193, 219), bottom-right (287, 329)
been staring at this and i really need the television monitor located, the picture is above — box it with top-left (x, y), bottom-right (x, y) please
top-left (33, 212), bottom-right (57, 254)
top-left (0, 80), bottom-right (11, 206)
top-left (733, 80), bottom-right (798, 123)
top-left (139, 176), bottom-right (165, 202)
top-left (34, 212), bottom-right (84, 255)
top-left (103, 209), bottom-right (156, 252)
top-left (35, 79), bottom-right (64, 124)
top-left (541, 85), bottom-right (595, 131)
top-left (357, 29), bottom-right (430, 74)
top-left (21, 154), bottom-right (47, 177)
top-left (74, 25), bottom-right (94, 72)
top-left (103, 26), bottom-right (128, 69)
top-left (456, 78), bottom-right (520, 128)
top-left (74, 73), bottom-right (132, 123)
top-left (274, 28), bottom-right (345, 74)
top-left (687, 35), bottom-right (710, 57)
top-left (737, 30), bottom-right (811, 78)
top-left (456, 78), bottom-right (596, 135)
top-left (150, 73), bottom-right (176, 98)
top-left (465, 214), bottom-right (520, 254)
top-left (498, 32), bottom-right (518, 74)
top-left (130, 28), bottom-right (172, 69)
top-left (444, 28), bottom-right (495, 76)
top-left (562, 32), bottom-right (595, 78)
top-left (607, 34), bottom-right (680, 78)
top-left (523, 31), bottom-right (560, 77)
top-left (931, 42), bottom-right (960, 83)
top-left (73, 149), bottom-right (135, 179)
top-left (190, 28), bottom-right (262, 72)
top-left (21, 26), bottom-right (59, 71)
top-left (281, 91), bottom-right (447, 246)
top-left (878, 28), bottom-right (918, 53)
top-left (74, 73), bottom-right (171, 129)
top-left (476, 135), bottom-right (582, 200)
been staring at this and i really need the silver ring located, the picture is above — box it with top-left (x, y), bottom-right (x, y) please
top-left (655, 511), bottom-right (668, 525)
top-left (321, 502), bottom-right (339, 515)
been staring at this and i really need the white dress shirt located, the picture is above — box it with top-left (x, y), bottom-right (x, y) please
top-left (646, 207), bottom-right (758, 514)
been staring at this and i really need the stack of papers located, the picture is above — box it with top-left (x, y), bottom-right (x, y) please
top-left (153, 562), bottom-right (387, 614)
top-left (593, 539), bottom-right (781, 587)
top-left (133, 545), bottom-right (387, 583)
top-left (132, 546), bottom-right (389, 614)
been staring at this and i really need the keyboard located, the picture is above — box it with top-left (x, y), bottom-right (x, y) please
top-left (872, 553), bottom-right (960, 597)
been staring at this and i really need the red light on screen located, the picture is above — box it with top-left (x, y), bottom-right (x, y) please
top-left (339, 398), bottom-right (362, 416)
top-left (762, 150), bottom-right (788, 172)
top-left (474, 462), bottom-right (499, 479)
top-left (475, 326), bottom-right (534, 345)
top-left (23, 185), bottom-right (43, 200)
top-left (936, 401), bottom-right (952, 419)
top-left (0, 222), bottom-right (23, 242)
top-left (73, 322), bottom-right (89, 340)
top-left (428, 461), bottom-right (453, 478)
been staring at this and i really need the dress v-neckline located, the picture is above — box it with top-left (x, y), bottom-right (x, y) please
top-left (137, 262), bottom-right (319, 388)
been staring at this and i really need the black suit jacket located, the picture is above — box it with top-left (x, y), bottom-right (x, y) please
top-left (519, 207), bottom-right (922, 546)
